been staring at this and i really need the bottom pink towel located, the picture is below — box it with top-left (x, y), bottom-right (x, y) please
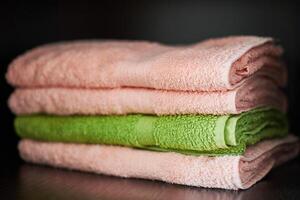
top-left (19, 135), bottom-right (299, 190)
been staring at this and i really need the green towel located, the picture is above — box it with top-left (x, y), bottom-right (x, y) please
top-left (15, 108), bottom-right (288, 155)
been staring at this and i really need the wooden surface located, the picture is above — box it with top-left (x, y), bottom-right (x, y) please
top-left (1, 157), bottom-right (300, 200)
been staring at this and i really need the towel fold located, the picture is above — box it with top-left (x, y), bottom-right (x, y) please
top-left (15, 108), bottom-right (288, 155)
top-left (18, 135), bottom-right (300, 190)
top-left (9, 77), bottom-right (287, 115)
top-left (6, 36), bottom-right (285, 91)
top-left (21, 164), bottom-right (285, 200)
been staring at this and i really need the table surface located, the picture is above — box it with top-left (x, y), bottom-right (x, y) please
top-left (1, 156), bottom-right (300, 200)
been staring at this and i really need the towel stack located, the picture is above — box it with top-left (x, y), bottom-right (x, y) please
top-left (7, 36), bottom-right (299, 190)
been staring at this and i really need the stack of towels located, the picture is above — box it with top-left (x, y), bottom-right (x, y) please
top-left (7, 36), bottom-right (300, 190)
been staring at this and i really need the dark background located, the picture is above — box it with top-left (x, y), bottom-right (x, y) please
top-left (1, 0), bottom-right (300, 164)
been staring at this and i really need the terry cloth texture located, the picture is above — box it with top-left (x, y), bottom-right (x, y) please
top-left (9, 77), bottom-right (287, 115)
top-left (18, 135), bottom-right (300, 190)
top-left (15, 108), bottom-right (288, 155)
top-left (6, 36), bottom-right (286, 91)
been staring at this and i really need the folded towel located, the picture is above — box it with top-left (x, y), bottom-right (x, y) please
top-left (15, 108), bottom-right (288, 155)
top-left (6, 36), bottom-right (285, 91)
top-left (9, 77), bottom-right (287, 115)
top-left (18, 135), bottom-right (299, 190)
top-left (21, 164), bottom-right (282, 200)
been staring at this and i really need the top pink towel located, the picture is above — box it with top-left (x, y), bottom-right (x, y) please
top-left (6, 36), bottom-right (285, 91)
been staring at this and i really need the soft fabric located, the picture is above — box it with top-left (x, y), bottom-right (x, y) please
top-left (18, 135), bottom-right (300, 190)
top-left (6, 36), bottom-right (286, 91)
top-left (9, 77), bottom-right (287, 115)
top-left (19, 165), bottom-right (256, 200)
top-left (15, 108), bottom-right (288, 155)
top-left (21, 165), bottom-right (281, 200)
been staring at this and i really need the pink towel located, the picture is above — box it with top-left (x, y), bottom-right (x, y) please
top-left (19, 165), bottom-right (278, 200)
top-left (19, 135), bottom-right (299, 190)
top-left (6, 36), bottom-right (285, 92)
top-left (9, 77), bottom-right (286, 115)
